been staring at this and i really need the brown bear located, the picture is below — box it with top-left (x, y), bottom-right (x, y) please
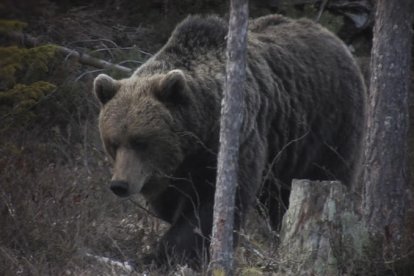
top-left (93, 14), bottom-right (366, 267)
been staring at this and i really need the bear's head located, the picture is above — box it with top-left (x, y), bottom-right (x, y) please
top-left (93, 70), bottom-right (189, 199)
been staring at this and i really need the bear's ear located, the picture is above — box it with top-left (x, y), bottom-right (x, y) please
top-left (93, 74), bottom-right (120, 105)
top-left (156, 69), bottom-right (188, 104)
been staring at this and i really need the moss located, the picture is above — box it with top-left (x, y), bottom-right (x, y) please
top-left (0, 45), bottom-right (58, 88)
top-left (0, 18), bottom-right (61, 131)
top-left (0, 81), bottom-right (56, 129)
top-left (0, 20), bottom-right (57, 88)
top-left (0, 46), bottom-right (23, 87)
top-left (0, 81), bottom-right (55, 104)
top-left (25, 45), bottom-right (58, 81)
top-left (0, 19), bottom-right (27, 33)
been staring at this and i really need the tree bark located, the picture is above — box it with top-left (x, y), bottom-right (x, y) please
top-left (209, 0), bottom-right (248, 275)
top-left (278, 180), bottom-right (371, 275)
top-left (362, 0), bottom-right (413, 257)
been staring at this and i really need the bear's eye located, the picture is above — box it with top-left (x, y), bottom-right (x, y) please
top-left (130, 139), bottom-right (148, 151)
top-left (108, 141), bottom-right (119, 159)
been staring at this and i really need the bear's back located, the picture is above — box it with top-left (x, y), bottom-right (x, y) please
top-left (245, 15), bottom-right (365, 186)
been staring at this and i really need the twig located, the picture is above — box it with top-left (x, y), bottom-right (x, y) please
top-left (67, 38), bottom-right (120, 48)
top-left (84, 252), bottom-right (134, 272)
top-left (59, 45), bottom-right (132, 73)
top-left (315, 0), bottom-right (329, 22)
top-left (75, 69), bottom-right (104, 82)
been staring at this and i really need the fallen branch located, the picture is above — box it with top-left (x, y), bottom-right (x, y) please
top-left (1, 31), bottom-right (133, 74)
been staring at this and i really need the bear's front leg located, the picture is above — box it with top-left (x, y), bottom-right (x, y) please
top-left (148, 201), bottom-right (214, 268)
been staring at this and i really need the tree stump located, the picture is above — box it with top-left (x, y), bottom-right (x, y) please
top-left (278, 179), bottom-right (372, 275)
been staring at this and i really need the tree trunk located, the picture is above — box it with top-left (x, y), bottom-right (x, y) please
top-left (362, 0), bottom-right (413, 258)
top-left (209, 0), bottom-right (248, 275)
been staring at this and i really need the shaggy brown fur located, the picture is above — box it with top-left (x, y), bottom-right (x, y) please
top-left (93, 14), bottom-right (366, 267)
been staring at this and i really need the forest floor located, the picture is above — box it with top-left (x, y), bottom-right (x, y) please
top-left (0, 0), bottom-right (413, 275)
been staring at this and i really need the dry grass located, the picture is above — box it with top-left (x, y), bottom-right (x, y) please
top-left (0, 77), bottom-right (166, 274)
top-left (0, 130), bottom-right (166, 275)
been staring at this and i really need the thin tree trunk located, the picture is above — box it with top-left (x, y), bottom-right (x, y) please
top-left (362, 0), bottom-right (413, 257)
top-left (209, 0), bottom-right (248, 275)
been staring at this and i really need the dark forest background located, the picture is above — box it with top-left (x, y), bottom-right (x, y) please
top-left (0, 0), bottom-right (413, 275)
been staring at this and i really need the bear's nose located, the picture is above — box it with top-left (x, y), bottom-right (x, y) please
top-left (110, 180), bottom-right (130, 197)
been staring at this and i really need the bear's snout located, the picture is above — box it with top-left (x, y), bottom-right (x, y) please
top-left (110, 180), bottom-right (130, 197)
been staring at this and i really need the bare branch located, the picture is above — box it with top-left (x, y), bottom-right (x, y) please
top-left (315, 0), bottom-right (329, 22)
